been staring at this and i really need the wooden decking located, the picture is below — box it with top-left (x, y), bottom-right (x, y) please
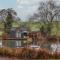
top-left (1, 38), bottom-right (27, 40)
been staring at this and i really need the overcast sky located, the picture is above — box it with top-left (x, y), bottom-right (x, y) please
top-left (16, 0), bottom-right (41, 21)
top-left (0, 0), bottom-right (60, 21)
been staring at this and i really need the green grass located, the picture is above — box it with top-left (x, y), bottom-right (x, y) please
top-left (26, 21), bottom-right (60, 36)
top-left (0, 21), bottom-right (60, 36)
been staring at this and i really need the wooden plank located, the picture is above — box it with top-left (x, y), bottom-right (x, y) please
top-left (0, 38), bottom-right (27, 40)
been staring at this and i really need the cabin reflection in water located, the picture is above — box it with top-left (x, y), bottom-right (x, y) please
top-left (0, 31), bottom-right (29, 48)
top-left (1, 27), bottom-right (30, 48)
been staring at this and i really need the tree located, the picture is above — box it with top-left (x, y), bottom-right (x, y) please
top-left (29, 0), bottom-right (60, 35)
top-left (0, 8), bottom-right (17, 22)
top-left (0, 8), bottom-right (17, 34)
top-left (4, 12), bottom-right (13, 34)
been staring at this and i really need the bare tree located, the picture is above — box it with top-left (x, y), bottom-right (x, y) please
top-left (38, 0), bottom-right (60, 22)
top-left (29, 0), bottom-right (60, 35)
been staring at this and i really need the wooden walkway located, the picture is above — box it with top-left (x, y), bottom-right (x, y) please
top-left (0, 38), bottom-right (27, 40)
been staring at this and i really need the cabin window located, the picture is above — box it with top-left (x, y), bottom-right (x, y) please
top-left (21, 32), bottom-right (28, 38)
top-left (23, 33), bottom-right (27, 36)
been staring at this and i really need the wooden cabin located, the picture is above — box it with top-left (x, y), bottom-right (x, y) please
top-left (0, 27), bottom-right (32, 48)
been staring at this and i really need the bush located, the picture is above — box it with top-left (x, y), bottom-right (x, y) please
top-left (0, 47), bottom-right (60, 59)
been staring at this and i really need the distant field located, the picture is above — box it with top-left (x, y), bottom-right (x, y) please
top-left (0, 21), bottom-right (60, 36)
top-left (25, 21), bottom-right (60, 36)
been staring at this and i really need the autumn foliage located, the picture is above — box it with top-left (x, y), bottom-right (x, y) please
top-left (0, 47), bottom-right (60, 59)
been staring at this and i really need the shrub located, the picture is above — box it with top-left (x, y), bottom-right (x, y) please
top-left (0, 47), bottom-right (60, 59)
